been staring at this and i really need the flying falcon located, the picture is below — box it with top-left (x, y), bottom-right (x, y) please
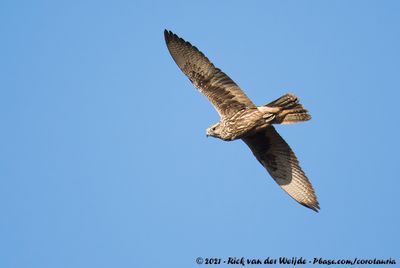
top-left (164, 30), bottom-right (319, 212)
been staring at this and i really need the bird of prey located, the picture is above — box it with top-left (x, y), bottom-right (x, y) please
top-left (164, 30), bottom-right (319, 212)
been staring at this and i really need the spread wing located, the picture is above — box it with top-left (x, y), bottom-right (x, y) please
top-left (164, 30), bottom-right (256, 118)
top-left (243, 126), bottom-right (320, 212)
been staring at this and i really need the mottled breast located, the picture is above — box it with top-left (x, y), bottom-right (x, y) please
top-left (221, 108), bottom-right (266, 140)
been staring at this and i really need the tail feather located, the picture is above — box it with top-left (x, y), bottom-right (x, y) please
top-left (265, 93), bottom-right (311, 124)
top-left (266, 93), bottom-right (299, 109)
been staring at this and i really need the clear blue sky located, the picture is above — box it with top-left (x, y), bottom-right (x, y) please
top-left (1, 1), bottom-right (399, 267)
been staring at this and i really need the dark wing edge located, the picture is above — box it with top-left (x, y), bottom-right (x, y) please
top-left (242, 126), bottom-right (320, 212)
top-left (164, 29), bottom-right (255, 118)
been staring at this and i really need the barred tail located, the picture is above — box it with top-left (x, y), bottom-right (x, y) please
top-left (265, 93), bottom-right (311, 124)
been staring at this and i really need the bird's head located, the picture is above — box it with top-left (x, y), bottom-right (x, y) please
top-left (206, 123), bottom-right (222, 138)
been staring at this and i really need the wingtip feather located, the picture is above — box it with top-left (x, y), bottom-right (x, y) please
top-left (164, 29), bottom-right (172, 43)
top-left (302, 202), bottom-right (320, 213)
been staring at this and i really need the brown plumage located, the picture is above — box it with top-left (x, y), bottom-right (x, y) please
top-left (164, 30), bottom-right (319, 212)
